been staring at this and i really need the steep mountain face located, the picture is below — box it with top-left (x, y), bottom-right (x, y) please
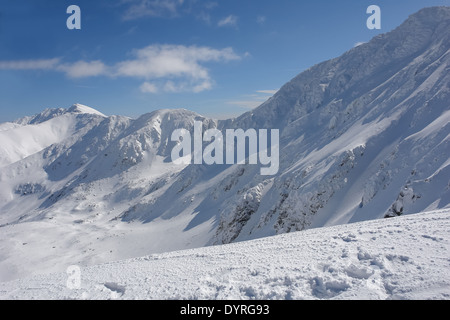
top-left (0, 7), bottom-right (449, 282)
top-left (217, 6), bottom-right (450, 241)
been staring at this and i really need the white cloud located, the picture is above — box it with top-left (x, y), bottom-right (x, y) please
top-left (163, 80), bottom-right (179, 93)
top-left (0, 58), bottom-right (107, 78)
top-left (196, 11), bottom-right (211, 24)
top-left (140, 79), bottom-right (213, 94)
top-left (0, 44), bottom-right (241, 93)
top-left (57, 60), bottom-right (108, 78)
top-left (192, 80), bottom-right (213, 93)
top-left (257, 15), bottom-right (266, 25)
top-left (203, 2), bottom-right (218, 10)
top-left (115, 44), bottom-right (240, 93)
top-left (139, 82), bottom-right (159, 93)
top-left (218, 15), bottom-right (238, 27)
top-left (256, 89), bottom-right (278, 95)
top-left (195, 1), bottom-right (218, 24)
top-left (120, 0), bottom-right (220, 23)
top-left (227, 100), bottom-right (263, 110)
top-left (121, 0), bottom-right (185, 20)
top-left (0, 58), bottom-right (60, 70)
top-left (116, 45), bottom-right (239, 79)
top-left (228, 89), bottom-right (278, 109)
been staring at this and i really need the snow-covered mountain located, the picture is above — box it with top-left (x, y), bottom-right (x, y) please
top-left (0, 104), bottom-right (106, 168)
top-left (0, 7), bottom-right (449, 283)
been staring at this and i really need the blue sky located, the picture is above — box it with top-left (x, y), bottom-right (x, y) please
top-left (0, 0), bottom-right (449, 122)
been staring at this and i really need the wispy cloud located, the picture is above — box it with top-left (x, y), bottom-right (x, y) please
top-left (0, 44), bottom-right (242, 94)
top-left (119, 1), bottom-right (237, 29)
top-left (256, 89), bottom-right (278, 95)
top-left (0, 58), bottom-right (60, 70)
top-left (218, 15), bottom-right (238, 28)
top-left (119, 0), bottom-right (219, 22)
top-left (228, 89), bottom-right (278, 109)
top-left (227, 100), bottom-right (263, 110)
top-left (139, 82), bottom-right (158, 93)
top-left (0, 59), bottom-right (108, 78)
top-left (57, 60), bottom-right (108, 78)
top-left (120, 0), bottom-right (185, 20)
top-left (195, 1), bottom-right (218, 24)
top-left (196, 11), bottom-right (212, 24)
top-left (257, 15), bottom-right (266, 25)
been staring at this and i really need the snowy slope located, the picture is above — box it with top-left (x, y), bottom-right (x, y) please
top-left (1, 209), bottom-right (449, 300)
top-left (0, 104), bottom-right (106, 167)
top-left (216, 6), bottom-right (450, 242)
top-left (0, 7), bottom-right (449, 284)
top-left (0, 108), bottom-right (215, 282)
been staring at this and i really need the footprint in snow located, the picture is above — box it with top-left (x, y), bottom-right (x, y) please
top-left (104, 282), bottom-right (126, 298)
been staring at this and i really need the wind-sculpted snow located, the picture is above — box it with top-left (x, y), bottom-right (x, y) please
top-left (1, 209), bottom-right (449, 300)
top-left (0, 7), bottom-right (449, 283)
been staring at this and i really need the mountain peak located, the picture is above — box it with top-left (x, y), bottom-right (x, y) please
top-left (68, 104), bottom-right (106, 117)
top-left (393, 6), bottom-right (450, 36)
top-left (409, 6), bottom-right (450, 21)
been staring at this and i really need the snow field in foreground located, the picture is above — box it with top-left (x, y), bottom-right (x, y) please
top-left (1, 209), bottom-right (449, 300)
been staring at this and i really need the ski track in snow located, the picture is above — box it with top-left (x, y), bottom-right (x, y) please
top-left (1, 209), bottom-right (449, 300)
